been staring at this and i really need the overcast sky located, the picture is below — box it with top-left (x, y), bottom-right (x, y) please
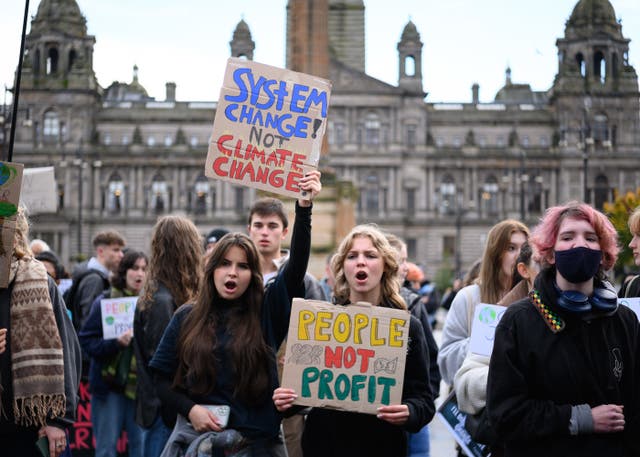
top-left (1, 0), bottom-right (639, 104)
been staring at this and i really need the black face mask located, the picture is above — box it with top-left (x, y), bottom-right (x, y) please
top-left (554, 246), bottom-right (602, 283)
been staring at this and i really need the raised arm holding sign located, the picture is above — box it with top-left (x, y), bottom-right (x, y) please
top-left (146, 171), bottom-right (321, 456)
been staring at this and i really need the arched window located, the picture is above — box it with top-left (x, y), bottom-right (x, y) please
top-left (594, 174), bottom-right (609, 210)
top-left (107, 172), bottom-right (124, 214)
top-left (43, 110), bottom-right (60, 141)
top-left (46, 47), bottom-right (59, 75)
top-left (612, 53), bottom-right (619, 79)
top-left (404, 55), bottom-right (416, 77)
top-left (58, 183), bottom-right (64, 210)
top-left (406, 188), bottom-right (416, 213)
top-left (593, 51), bottom-right (606, 84)
top-left (481, 175), bottom-right (499, 216)
top-left (363, 174), bottom-right (380, 216)
top-left (68, 49), bottom-right (77, 72)
top-left (439, 175), bottom-right (456, 215)
top-left (34, 49), bottom-right (41, 75)
top-left (234, 186), bottom-right (244, 212)
top-left (193, 175), bottom-right (209, 215)
top-left (406, 124), bottom-right (417, 148)
top-left (364, 113), bottom-right (380, 146)
top-left (151, 174), bottom-right (168, 214)
top-left (528, 175), bottom-right (543, 214)
top-left (576, 53), bottom-right (586, 78)
top-left (593, 113), bottom-right (609, 144)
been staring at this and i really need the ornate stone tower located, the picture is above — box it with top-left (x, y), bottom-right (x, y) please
top-left (397, 20), bottom-right (424, 95)
top-left (328, 0), bottom-right (365, 73)
top-left (286, 0), bottom-right (329, 78)
top-left (285, 0), bottom-right (356, 256)
top-left (19, 0), bottom-right (100, 148)
top-left (229, 19), bottom-right (255, 60)
top-left (551, 0), bottom-right (639, 149)
top-left (550, 0), bottom-right (639, 206)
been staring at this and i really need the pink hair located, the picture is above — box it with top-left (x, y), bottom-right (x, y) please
top-left (531, 201), bottom-right (618, 271)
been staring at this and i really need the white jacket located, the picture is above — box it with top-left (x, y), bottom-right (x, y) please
top-left (437, 283), bottom-right (481, 385)
top-left (454, 353), bottom-right (490, 414)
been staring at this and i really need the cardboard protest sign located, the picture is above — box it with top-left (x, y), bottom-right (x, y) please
top-left (281, 298), bottom-right (409, 415)
top-left (469, 303), bottom-right (506, 357)
top-left (205, 58), bottom-right (331, 199)
top-left (619, 297), bottom-right (640, 321)
top-left (436, 391), bottom-right (491, 457)
top-left (100, 296), bottom-right (138, 339)
top-left (21, 166), bottom-right (57, 214)
top-left (0, 162), bottom-right (23, 287)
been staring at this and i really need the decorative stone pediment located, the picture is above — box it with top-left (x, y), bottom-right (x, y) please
top-left (330, 58), bottom-right (402, 95)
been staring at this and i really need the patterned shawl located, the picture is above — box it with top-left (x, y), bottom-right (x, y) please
top-left (8, 256), bottom-right (65, 426)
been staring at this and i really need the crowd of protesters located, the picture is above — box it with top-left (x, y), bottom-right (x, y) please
top-left (1, 190), bottom-right (639, 457)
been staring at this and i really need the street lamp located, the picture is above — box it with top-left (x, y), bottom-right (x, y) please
top-left (73, 141), bottom-right (88, 258)
top-left (454, 192), bottom-right (475, 279)
top-left (500, 175), bottom-right (511, 219)
top-left (582, 96), bottom-right (592, 203)
top-left (519, 150), bottom-right (528, 222)
top-left (455, 203), bottom-right (462, 279)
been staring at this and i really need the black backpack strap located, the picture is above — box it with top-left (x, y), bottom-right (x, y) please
top-left (65, 269), bottom-right (109, 330)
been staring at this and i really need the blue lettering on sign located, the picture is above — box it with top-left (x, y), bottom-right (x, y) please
top-left (222, 66), bottom-right (328, 140)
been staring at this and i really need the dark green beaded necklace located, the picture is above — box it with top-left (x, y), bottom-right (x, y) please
top-left (530, 289), bottom-right (565, 333)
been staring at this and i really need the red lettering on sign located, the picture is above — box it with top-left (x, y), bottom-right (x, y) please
top-left (324, 346), bottom-right (376, 373)
top-left (285, 171), bottom-right (302, 193)
top-left (77, 402), bottom-right (91, 423)
top-left (73, 427), bottom-right (91, 449)
top-left (78, 381), bottom-right (91, 401)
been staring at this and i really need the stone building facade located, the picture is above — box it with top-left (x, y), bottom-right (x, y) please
top-left (3, 0), bottom-right (639, 279)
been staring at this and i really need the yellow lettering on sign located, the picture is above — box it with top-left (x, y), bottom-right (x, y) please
top-left (298, 310), bottom-right (315, 340)
top-left (370, 318), bottom-right (385, 346)
top-left (333, 313), bottom-right (351, 343)
top-left (353, 313), bottom-right (368, 344)
top-left (389, 318), bottom-right (406, 347)
top-left (315, 311), bottom-right (332, 341)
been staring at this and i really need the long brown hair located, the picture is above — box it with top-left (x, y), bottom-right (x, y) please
top-left (331, 224), bottom-right (405, 310)
top-left (174, 233), bottom-right (272, 403)
top-left (138, 215), bottom-right (202, 311)
top-left (478, 219), bottom-right (529, 304)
